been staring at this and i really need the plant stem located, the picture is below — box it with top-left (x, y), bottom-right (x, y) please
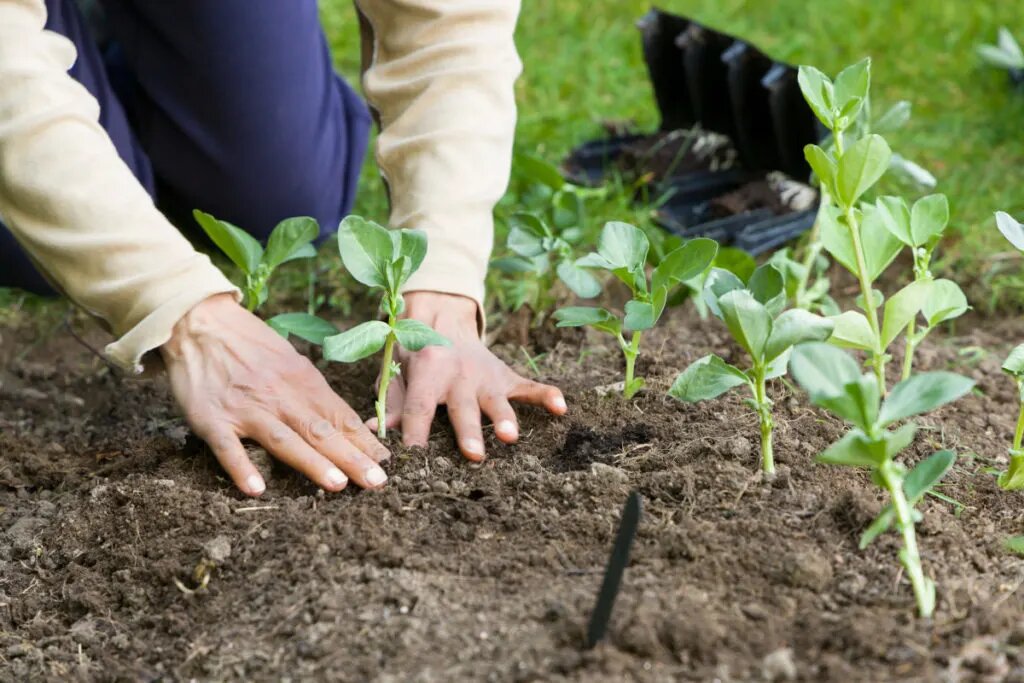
top-left (620, 332), bottom-right (643, 399)
top-left (901, 323), bottom-right (917, 381)
top-left (843, 206), bottom-right (887, 394)
top-left (376, 328), bottom-right (396, 440)
top-left (879, 462), bottom-right (934, 618)
top-left (753, 368), bottom-right (774, 475)
top-left (1014, 400), bottom-right (1024, 452)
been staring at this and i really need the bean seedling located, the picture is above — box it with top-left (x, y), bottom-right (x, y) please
top-left (997, 343), bottom-right (1024, 490)
top-left (978, 28), bottom-right (1024, 71)
top-left (669, 265), bottom-right (834, 475)
top-left (193, 210), bottom-right (338, 344)
top-left (321, 216), bottom-right (450, 438)
top-left (553, 221), bottom-right (717, 399)
top-left (791, 342), bottom-right (974, 618)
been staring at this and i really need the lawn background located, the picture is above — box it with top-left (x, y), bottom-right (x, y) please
top-left (321, 0), bottom-right (1024, 310)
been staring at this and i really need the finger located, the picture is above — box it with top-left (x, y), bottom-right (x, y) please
top-left (447, 386), bottom-right (486, 462)
top-left (195, 423), bottom-right (266, 497)
top-left (309, 387), bottom-right (391, 464)
top-left (508, 375), bottom-right (568, 416)
top-left (367, 375), bottom-right (404, 433)
top-left (480, 393), bottom-right (519, 444)
top-left (401, 379), bottom-right (440, 448)
top-left (247, 417), bottom-right (349, 492)
top-left (287, 411), bottom-right (389, 489)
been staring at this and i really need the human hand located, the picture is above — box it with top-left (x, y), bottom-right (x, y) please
top-left (366, 291), bottom-right (567, 460)
top-left (160, 293), bottom-right (390, 496)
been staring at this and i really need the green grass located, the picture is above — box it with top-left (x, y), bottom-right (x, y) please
top-left (321, 0), bottom-right (1024, 309)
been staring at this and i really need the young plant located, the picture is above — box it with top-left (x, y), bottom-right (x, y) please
top-left (978, 28), bottom-right (1024, 72)
top-left (791, 342), bottom-right (974, 618)
top-left (798, 59), bottom-right (962, 394)
top-left (490, 212), bottom-right (600, 312)
top-left (669, 265), bottom-right (834, 475)
top-left (321, 216), bottom-right (450, 438)
top-left (553, 221), bottom-right (717, 399)
top-left (998, 344), bottom-right (1024, 490)
top-left (193, 210), bottom-right (338, 344)
top-left (875, 194), bottom-right (969, 379)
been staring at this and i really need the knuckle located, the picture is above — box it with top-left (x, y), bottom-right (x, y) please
top-left (268, 423), bottom-right (291, 445)
top-left (337, 412), bottom-right (365, 435)
top-left (417, 346), bottom-right (447, 363)
top-left (402, 398), bottom-right (435, 418)
top-left (308, 418), bottom-right (337, 441)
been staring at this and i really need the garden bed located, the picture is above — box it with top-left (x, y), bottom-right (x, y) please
top-left (1, 304), bottom-right (1022, 682)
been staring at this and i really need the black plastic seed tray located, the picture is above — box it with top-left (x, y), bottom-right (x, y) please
top-left (561, 7), bottom-right (823, 255)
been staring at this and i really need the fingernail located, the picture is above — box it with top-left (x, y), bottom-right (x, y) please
top-left (463, 439), bottom-right (485, 457)
top-left (365, 465), bottom-right (388, 487)
top-left (326, 467), bottom-right (348, 488)
top-left (496, 420), bottom-right (518, 439)
top-left (552, 395), bottom-right (567, 413)
top-left (246, 474), bottom-right (266, 495)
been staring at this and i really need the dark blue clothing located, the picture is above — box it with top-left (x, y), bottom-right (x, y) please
top-left (0, 0), bottom-right (371, 294)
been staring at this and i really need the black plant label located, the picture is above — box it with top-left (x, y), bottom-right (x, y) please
top-left (586, 491), bottom-right (642, 649)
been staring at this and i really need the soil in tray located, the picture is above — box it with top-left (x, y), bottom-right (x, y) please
top-left (2, 305), bottom-right (1024, 682)
top-left (615, 129), bottom-right (737, 184)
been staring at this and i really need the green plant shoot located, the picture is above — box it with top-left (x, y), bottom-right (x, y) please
top-left (193, 210), bottom-right (337, 343)
top-left (490, 212), bottom-right (600, 312)
top-left (998, 343), bottom-right (1024, 490)
top-left (322, 216), bottom-right (450, 438)
top-left (978, 28), bottom-right (1024, 71)
top-left (791, 342), bottom-right (974, 618)
top-left (553, 221), bottom-right (717, 399)
top-left (669, 265), bottom-right (834, 475)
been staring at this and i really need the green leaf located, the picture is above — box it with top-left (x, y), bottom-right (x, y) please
top-left (873, 101), bottom-right (911, 134)
top-left (193, 209), bottom-right (263, 275)
top-left (551, 190), bottom-right (584, 230)
top-left (266, 312), bottom-right (338, 345)
top-left (878, 372), bottom-right (975, 427)
top-left (881, 281), bottom-right (929, 348)
top-left (623, 300), bottom-right (656, 331)
top-left (797, 65), bottom-right (835, 128)
top-left (904, 450), bottom-right (956, 501)
top-left (553, 306), bottom-right (621, 335)
top-left (835, 134), bottom-right (891, 207)
top-left (282, 243), bottom-right (318, 264)
top-left (491, 256), bottom-right (539, 274)
top-left (396, 228), bottom-right (428, 278)
top-left (859, 508), bottom-right (894, 549)
top-left (703, 268), bottom-right (746, 318)
top-left (323, 320), bottom-right (391, 363)
top-left (815, 374), bottom-right (881, 432)
top-left (828, 311), bottom-right (876, 351)
top-left (337, 216), bottom-right (394, 289)
top-left (1005, 536), bottom-right (1024, 556)
top-left (719, 290), bottom-right (773, 360)
top-left (747, 264), bottom-right (786, 316)
top-left (765, 309), bottom-right (835, 362)
top-left (669, 355), bottom-right (751, 402)
top-left (859, 204), bottom-right (904, 281)
top-left (556, 260), bottom-right (601, 298)
top-left (515, 153), bottom-right (566, 191)
top-left (996, 211), bottom-right (1024, 252)
top-left (876, 195), bottom-right (913, 247)
top-left (790, 342), bottom-right (863, 398)
top-left (819, 429), bottom-right (885, 469)
top-left (804, 144), bottom-right (837, 192)
top-left (652, 238), bottom-right (718, 292)
top-left (999, 453), bottom-right (1024, 491)
top-left (392, 318), bottom-right (450, 351)
top-left (597, 221), bottom-right (649, 272)
top-left (921, 279), bottom-right (968, 327)
top-left (833, 58), bottom-right (870, 121)
top-left (263, 217), bottom-right (319, 270)
top-left (910, 194), bottom-right (949, 245)
top-left (764, 347), bottom-right (793, 380)
top-left (714, 248), bottom-right (757, 283)
top-left (1003, 343), bottom-right (1024, 376)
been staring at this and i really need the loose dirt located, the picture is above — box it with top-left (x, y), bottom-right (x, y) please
top-left (2, 301), bottom-right (1023, 681)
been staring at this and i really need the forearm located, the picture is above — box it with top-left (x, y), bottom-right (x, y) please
top-left (0, 0), bottom-right (237, 372)
top-left (356, 0), bottom-right (523, 310)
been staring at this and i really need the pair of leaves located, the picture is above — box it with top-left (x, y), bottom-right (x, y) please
top-left (977, 28), bottom-right (1024, 70)
top-left (497, 213), bottom-right (600, 299)
top-left (819, 202), bottom-right (902, 285)
top-left (860, 451), bottom-right (957, 549)
top-left (805, 134), bottom-right (892, 210)
top-left (323, 318), bottom-right (450, 363)
top-left (791, 342), bottom-right (974, 437)
top-left (194, 210), bottom-right (318, 276)
top-left (337, 216), bottom-right (426, 294)
top-left (716, 291), bottom-right (833, 364)
top-left (576, 222), bottom-right (651, 293)
top-left (797, 58), bottom-right (871, 132)
top-left (876, 194), bottom-right (950, 248)
top-left (668, 346), bottom-right (795, 405)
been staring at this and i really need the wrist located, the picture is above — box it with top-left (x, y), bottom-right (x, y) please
top-left (161, 292), bottom-right (238, 361)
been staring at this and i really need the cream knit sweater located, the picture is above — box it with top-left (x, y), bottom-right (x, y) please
top-left (0, 0), bottom-right (521, 372)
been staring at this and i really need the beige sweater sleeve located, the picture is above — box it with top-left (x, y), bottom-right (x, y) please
top-left (357, 0), bottom-right (523, 310)
top-left (0, 0), bottom-right (238, 374)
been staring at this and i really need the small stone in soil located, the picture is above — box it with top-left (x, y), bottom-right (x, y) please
top-left (782, 550), bottom-right (833, 591)
top-left (203, 535), bottom-right (232, 563)
top-left (762, 647), bottom-right (798, 681)
top-left (589, 462), bottom-right (629, 486)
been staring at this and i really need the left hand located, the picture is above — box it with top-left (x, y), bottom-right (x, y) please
top-left (366, 291), bottom-right (567, 460)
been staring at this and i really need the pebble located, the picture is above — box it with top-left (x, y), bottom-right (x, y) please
top-left (761, 647), bottom-right (797, 681)
top-left (589, 462), bottom-right (629, 485)
top-left (783, 550), bottom-right (833, 591)
top-left (202, 535), bottom-right (232, 563)
top-left (430, 480), bottom-right (450, 494)
top-left (5, 517), bottom-right (46, 554)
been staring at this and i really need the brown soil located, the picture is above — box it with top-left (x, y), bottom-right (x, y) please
top-left (615, 129), bottom-right (737, 184)
top-left (2, 304), bottom-right (1024, 682)
top-left (709, 179), bottom-right (789, 219)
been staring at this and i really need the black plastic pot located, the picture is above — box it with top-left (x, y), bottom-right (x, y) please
top-left (638, 9), bottom-right (693, 131)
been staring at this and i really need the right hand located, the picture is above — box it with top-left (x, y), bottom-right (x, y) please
top-left (160, 293), bottom-right (390, 496)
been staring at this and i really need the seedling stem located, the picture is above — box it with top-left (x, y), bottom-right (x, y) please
top-left (620, 332), bottom-right (643, 399)
top-left (878, 462), bottom-right (934, 618)
top-left (753, 368), bottom-right (775, 475)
